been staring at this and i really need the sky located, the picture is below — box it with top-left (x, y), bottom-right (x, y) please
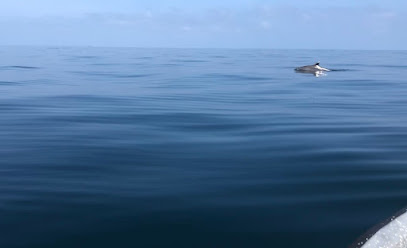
top-left (0, 0), bottom-right (406, 49)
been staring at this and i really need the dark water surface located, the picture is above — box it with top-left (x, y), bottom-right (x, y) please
top-left (1, 47), bottom-right (407, 248)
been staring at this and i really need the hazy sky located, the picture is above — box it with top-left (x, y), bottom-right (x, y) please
top-left (1, 0), bottom-right (406, 49)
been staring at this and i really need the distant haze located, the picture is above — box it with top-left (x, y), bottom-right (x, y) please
top-left (1, 0), bottom-right (406, 49)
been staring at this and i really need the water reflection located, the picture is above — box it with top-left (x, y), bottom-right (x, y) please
top-left (295, 70), bottom-right (328, 77)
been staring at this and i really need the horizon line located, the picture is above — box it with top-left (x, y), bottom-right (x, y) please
top-left (0, 44), bottom-right (406, 51)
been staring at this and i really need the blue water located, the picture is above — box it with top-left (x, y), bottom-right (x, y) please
top-left (1, 47), bottom-right (407, 248)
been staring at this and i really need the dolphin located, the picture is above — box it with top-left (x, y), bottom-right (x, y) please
top-left (295, 62), bottom-right (330, 73)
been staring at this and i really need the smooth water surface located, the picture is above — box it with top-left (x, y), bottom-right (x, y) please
top-left (1, 47), bottom-right (407, 248)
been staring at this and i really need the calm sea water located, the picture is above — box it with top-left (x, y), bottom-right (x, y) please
top-left (1, 47), bottom-right (407, 248)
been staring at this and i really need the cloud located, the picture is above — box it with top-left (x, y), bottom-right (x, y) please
top-left (259, 21), bottom-right (272, 30)
top-left (0, 3), bottom-right (406, 49)
top-left (182, 26), bottom-right (192, 32)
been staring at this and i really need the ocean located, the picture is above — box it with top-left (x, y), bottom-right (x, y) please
top-left (1, 47), bottom-right (407, 248)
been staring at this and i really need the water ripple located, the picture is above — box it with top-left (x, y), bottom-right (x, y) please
top-left (0, 65), bottom-right (40, 70)
top-left (1, 47), bottom-right (407, 248)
